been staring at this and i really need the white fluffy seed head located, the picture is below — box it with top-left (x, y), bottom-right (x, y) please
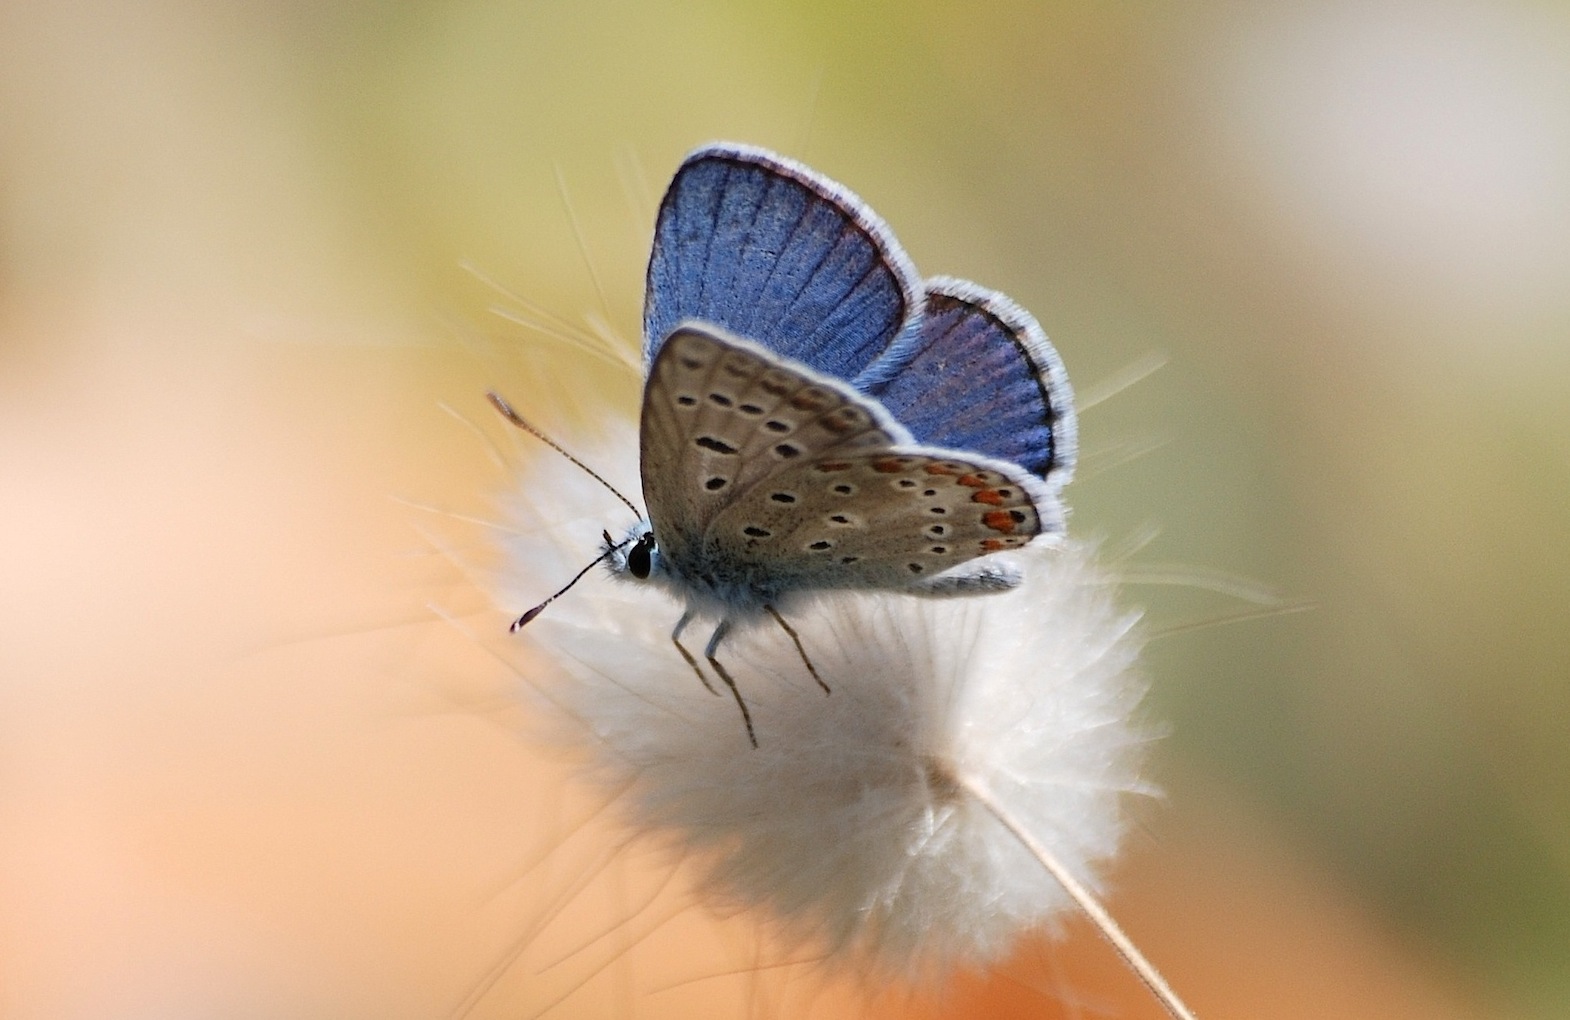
top-left (496, 422), bottom-right (1154, 978)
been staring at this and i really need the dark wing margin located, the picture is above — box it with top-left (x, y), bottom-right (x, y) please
top-left (643, 142), bottom-right (923, 383)
top-left (863, 276), bottom-right (1077, 493)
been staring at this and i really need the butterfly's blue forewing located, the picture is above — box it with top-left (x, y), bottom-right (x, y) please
top-left (644, 144), bottom-right (922, 383)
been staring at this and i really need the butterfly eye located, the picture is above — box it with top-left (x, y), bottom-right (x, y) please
top-left (628, 534), bottom-right (655, 579)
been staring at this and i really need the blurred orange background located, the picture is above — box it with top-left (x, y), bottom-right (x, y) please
top-left (2, 1), bottom-right (1567, 1017)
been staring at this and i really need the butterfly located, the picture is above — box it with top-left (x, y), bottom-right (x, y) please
top-left (503, 143), bottom-right (1077, 746)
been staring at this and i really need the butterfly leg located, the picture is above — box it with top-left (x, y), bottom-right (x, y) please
top-left (764, 605), bottom-right (830, 695)
top-left (704, 621), bottom-right (758, 749)
top-left (671, 610), bottom-right (719, 696)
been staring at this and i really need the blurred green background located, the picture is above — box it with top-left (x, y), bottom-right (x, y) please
top-left (3, 1), bottom-right (1567, 1017)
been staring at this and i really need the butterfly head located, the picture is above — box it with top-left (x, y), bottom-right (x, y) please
top-left (606, 520), bottom-right (659, 582)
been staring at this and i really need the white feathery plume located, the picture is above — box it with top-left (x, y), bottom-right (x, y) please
top-left (493, 419), bottom-right (1188, 1013)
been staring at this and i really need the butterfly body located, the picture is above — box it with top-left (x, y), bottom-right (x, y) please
top-left (516, 142), bottom-right (1078, 743)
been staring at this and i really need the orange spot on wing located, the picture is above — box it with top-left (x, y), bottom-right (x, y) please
top-left (923, 463), bottom-right (962, 476)
top-left (981, 538), bottom-right (1007, 552)
top-left (956, 473), bottom-right (988, 487)
top-left (872, 458), bottom-right (906, 473)
top-left (972, 490), bottom-right (1006, 506)
top-left (982, 510), bottom-right (1017, 533)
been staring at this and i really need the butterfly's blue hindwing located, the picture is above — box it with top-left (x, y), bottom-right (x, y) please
top-left (866, 277), bottom-right (1076, 489)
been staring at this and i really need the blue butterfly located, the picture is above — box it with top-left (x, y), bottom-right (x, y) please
top-left (506, 143), bottom-right (1076, 745)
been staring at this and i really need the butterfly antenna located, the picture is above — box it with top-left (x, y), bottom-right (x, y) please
top-left (486, 392), bottom-right (642, 518)
top-left (509, 532), bottom-right (630, 631)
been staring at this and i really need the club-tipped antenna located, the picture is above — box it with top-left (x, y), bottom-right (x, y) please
top-left (510, 530), bottom-right (629, 631)
top-left (486, 391), bottom-right (641, 519)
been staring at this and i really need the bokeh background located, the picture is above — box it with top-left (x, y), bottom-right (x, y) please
top-left (3, 1), bottom-right (1568, 1017)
